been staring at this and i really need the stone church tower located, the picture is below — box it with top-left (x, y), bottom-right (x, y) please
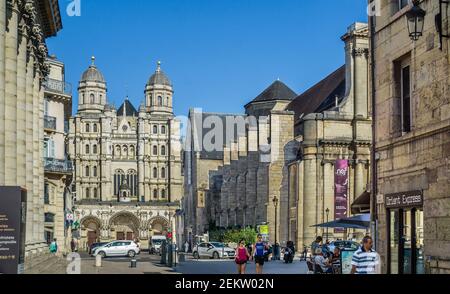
top-left (68, 59), bottom-right (183, 249)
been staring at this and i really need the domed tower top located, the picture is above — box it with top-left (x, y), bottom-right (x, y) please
top-left (145, 61), bottom-right (174, 114)
top-left (78, 56), bottom-right (108, 113)
top-left (148, 61), bottom-right (172, 87)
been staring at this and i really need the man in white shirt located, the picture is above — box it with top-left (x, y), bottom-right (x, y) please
top-left (313, 248), bottom-right (332, 273)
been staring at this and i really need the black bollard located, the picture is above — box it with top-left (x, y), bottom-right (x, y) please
top-left (160, 241), bottom-right (167, 265)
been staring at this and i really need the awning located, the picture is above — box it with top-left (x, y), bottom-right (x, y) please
top-left (351, 190), bottom-right (371, 215)
top-left (312, 214), bottom-right (370, 229)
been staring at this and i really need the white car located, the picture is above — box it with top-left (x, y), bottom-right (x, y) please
top-left (193, 242), bottom-right (236, 259)
top-left (93, 241), bottom-right (140, 258)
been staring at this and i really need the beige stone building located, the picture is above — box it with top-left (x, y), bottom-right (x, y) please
top-left (183, 22), bottom-right (372, 251)
top-left (287, 23), bottom-right (371, 250)
top-left (68, 60), bottom-right (183, 250)
top-left (43, 56), bottom-right (73, 253)
top-left (0, 0), bottom-right (62, 261)
top-left (371, 0), bottom-right (450, 274)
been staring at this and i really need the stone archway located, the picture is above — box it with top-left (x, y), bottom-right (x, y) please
top-left (109, 211), bottom-right (140, 241)
top-left (80, 216), bottom-right (102, 248)
top-left (147, 216), bottom-right (169, 236)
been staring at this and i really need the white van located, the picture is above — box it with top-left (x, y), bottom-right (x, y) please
top-left (149, 235), bottom-right (167, 254)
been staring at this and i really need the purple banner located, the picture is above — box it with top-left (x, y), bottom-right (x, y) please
top-left (334, 160), bottom-right (349, 233)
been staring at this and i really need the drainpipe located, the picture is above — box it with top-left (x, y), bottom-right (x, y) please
top-left (369, 15), bottom-right (378, 246)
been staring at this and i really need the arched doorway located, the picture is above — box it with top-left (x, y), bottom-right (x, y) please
top-left (81, 216), bottom-right (101, 249)
top-left (148, 216), bottom-right (169, 237)
top-left (109, 211), bottom-right (140, 241)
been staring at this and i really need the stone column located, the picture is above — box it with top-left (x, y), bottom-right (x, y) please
top-left (323, 161), bottom-right (334, 239)
top-left (32, 67), bottom-right (40, 244)
top-left (4, 0), bottom-right (18, 184)
top-left (25, 50), bottom-right (34, 244)
top-left (296, 160), bottom-right (304, 249)
top-left (354, 160), bottom-right (365, 200)
top-left (38, 84), bottom-right (45, 244)
top-left (16, 23), bottom-right (27, 187)
top-left (303, 154), bottom-right (317, 248)
top-left (0, 0), bottom-right (6, 182)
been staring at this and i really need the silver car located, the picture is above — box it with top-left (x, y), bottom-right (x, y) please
top-left (193, 242), bottom-right (236, 259)
top-left (93, 240), bottom-right (140, 258)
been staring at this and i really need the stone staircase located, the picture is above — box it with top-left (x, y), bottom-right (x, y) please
top-left (25, 254), bottom-right (69, 275)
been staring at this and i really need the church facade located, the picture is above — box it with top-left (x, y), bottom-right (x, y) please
top-left (68, 59), bottom-right (183, 249)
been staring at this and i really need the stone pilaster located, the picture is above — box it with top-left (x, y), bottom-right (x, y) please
top-left (4, 0), bottom-right (19, 184)
top-left (16, 23), bottom-right (27, 187)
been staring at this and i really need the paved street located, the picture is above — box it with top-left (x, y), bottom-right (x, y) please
top-left (174, 255), bottom-right (308, 275)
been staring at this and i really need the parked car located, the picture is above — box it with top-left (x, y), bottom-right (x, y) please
top-left (149, 235), bottom-right (167, 255)
top-left (193, 242), bottom-right (236, 259)
top-left (89, 242), bottom-right (108, 255)
top-left (92, 241), bottom-right (140, 258)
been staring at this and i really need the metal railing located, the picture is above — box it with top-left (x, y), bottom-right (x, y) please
top-left (44, 115), bottom-right (57, 130)
top-left (43, 78), bottom-right (72, 95)
top-left (44, 158), bottom-right (74, 174)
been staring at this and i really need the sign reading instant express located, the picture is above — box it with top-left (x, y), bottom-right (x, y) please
top-left (0, 187), bottom-right (27, 274)
top-left (385, 190), bottom-right (423, 209)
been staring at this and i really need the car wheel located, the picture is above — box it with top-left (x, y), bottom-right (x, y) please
top-left (213, 252), bottom-right (220, 259)
top-left (98, 251), bottom-right (106, 258)
top-left (193, 251), bottom-right (199, 259)
top-left (128, 250), bottom-right (136, 258)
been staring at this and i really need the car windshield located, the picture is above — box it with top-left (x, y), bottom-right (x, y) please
top-left (210, 242), bottom-right (225, 248)
top-left (153, 240), bottom-right (164, 245)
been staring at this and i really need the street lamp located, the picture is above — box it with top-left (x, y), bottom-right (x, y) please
top-left (325, 208), bottom-right (330, 240)
top-left (272, 196), bottom-right (279, 260)
top-left (406, 1), bottom-right (426, 41)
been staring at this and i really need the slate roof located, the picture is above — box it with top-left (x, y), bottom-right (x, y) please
top-left (117, 99), bottom-right (138, 117)
top-left (287, 66), bottom-right (346, 123)
top-left (245, 80), bottom-right (297, 108)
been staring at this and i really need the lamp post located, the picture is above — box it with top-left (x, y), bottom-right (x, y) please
top-left (325, 208), bottom-right (330, 240)
top-left (272, 196), bottom-right (279, 260)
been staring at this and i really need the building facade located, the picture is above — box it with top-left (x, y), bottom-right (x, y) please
top-left (0, 0), bottom-right (62, 261)
top-left (371, 0), bottom-right (450, 274)
top-left (287, 23), bottom-right (371, 250)
top-left (43, 56), bottom-right (73, 254)
top-left (68, 60), bottom-right (183, 250)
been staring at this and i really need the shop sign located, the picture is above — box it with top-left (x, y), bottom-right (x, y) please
top-left (385, 191), bottom-right (423, 209)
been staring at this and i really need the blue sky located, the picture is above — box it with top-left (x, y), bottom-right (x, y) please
top-left (48, 0), bottom-right (368, 116)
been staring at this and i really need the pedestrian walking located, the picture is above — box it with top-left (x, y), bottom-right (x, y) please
top-left (235, 239), bottom-right (250, 274)
top-left (184, 241), bottom-right (189, 253)
top-left (252, 234), bottom-right (268, 274)
top-left (70, 238), bottom-right (76, 252)
top-left (351, 236), bottom-right (379, 274)
top-left (49, 238), bottom-right (58, 254)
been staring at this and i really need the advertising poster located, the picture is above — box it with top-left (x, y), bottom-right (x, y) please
top-left (334, 160), bottom-right (349, 233)
top-left (341, 250), bottom-right (356, 274)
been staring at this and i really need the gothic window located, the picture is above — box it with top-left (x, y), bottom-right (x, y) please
top-left (90, 93), bottom-right (95, 104)
top-left (114, 169), bottom-right (125, 196)
top-left (93, 124), bottom-right (98, 133)
top-left (123, 146), bottom-right (128, 158)
top-left (85, 166), bottom-right (90, 177)
top-left (161, 189), bottom-right (166, 199)
top-left (86, 144), bottom-right (90, 154)
top-left (127, 170), bottom-right (138, 196)
top-left (115, 145), bottom-right (121, 158)
top-left (153, 145), bottom-right (158, 155)
top-left (153, 167), bottom-right (158, 178)
top-left (158, 96), bottom-right (163, 106)
top-left (129, 146), bottom-right (135, 157)
top-left (86, 123), bottom-right (90, 133)
top-left (93, 166), bottom-right (97, 177)
top-left (161, 167), bottom-right (166, 179)
top-left (86, 188), bottom-right (90, 199)
top-left (161, 145), bottom-right (166, 156)
top-left (153, 189), bottom-right (158, 199)
top-left (161, 126), bottom-right (166, 134)
top-left (153, 125), bottom-right (158, 134)
top-left (93, 188), bottom-right (98, 198)
top-left (93, 144), bottom-right (98, 154)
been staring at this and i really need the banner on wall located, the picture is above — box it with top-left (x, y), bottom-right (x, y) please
top-left (334, 160), bottom-right (349, 233)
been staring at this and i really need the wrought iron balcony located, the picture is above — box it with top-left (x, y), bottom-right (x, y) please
top-left (44, 115), bottom-right (57, 130)
top-left (43, 78), bottom-right (72, 95)
top-left (44, 158), bottom-right (73, 174)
